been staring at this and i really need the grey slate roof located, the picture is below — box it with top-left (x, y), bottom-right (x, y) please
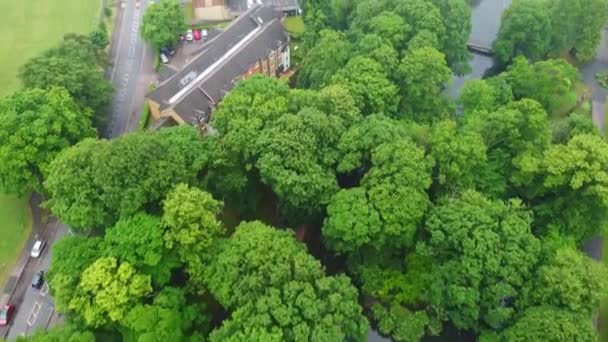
top-left (228, 0), bottom-right (300, 12)
top-left (148, 5), bottom-right (289, 124)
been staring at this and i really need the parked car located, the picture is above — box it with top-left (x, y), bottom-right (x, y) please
top-left (160, 46), bottom-right (175, 56)
top-left (0, 305), bottom-right (14, 326)
top-left (31, 271), bottom-right (45, 289)
top-left (186, 29), bottom-right (193, 41)
top-left (193, 29), bottom-right (202, 41)
top-left (30, 240), bottom-right (45, 258)
top-left (160, 53), bottom-right (169, 64)
top-left (202, 29), bottom-right (208, 38)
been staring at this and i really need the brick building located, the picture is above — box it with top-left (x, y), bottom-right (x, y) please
top-left (147, 5), bottom-right (291, 127)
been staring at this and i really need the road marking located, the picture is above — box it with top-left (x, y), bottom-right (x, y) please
top-left (40, 283), bottom-right (49, 297)
top-left (26, 302), bottom-right (41, 327)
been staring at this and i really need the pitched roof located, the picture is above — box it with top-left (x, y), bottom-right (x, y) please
top-left (228, 0), bottom-right (300, 12)
top-left (148, 5), bottom-right (289, 124)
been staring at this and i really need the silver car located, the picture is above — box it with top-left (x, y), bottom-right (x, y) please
top-left (30, 240), bottom-right (45, 258)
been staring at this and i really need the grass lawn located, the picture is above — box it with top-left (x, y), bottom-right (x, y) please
top-left (0, 0), bottom-right (102, 98)
top-left (284, 16), bottom-right (304, 34)
top-left (0, 194), bottom-right (31, 289)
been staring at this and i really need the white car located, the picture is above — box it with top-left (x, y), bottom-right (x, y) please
top-left (202, 29), bottom-right (208, 38)
top-left (186, 29), bottom-right (194, 41)
top-left (160, 53), bottom-right (169, 64)
top-left (30, 240), bottom-right (46, 258)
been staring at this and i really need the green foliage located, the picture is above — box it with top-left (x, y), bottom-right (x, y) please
top-left (373, 303), bottom-right (432, 342)
top-left (297, 30), bottom-right (352, 89)
top-left (44, 126), bottom-right (209, 229)
top-left (69, 257), bottom-right (153, 327)
top-left (18, 324), bottom-right (95, 342)
top-left (506, 57), bottom-right (579, 115)
top-left (0, 87), bottom-right (95, 195)
top-left (534, 134), bottom-right (608, 241)
top-left (210, 276), bottom-right (369, 342)
top-left (596, 70), bottom-right (608, 89)
top-left (496, 306), bottom-right (597, 342)
top-left (18, 34), bottom-right (112, 130)
top-left (332, 56), bottom-right (400, 116)
top-left (48, 236), bottom-right (105, 314)
top-left (89, 26), bottom-right (109, 51)
top-left (162, 184), bottom-right (225, 284)
top-left (421, 191), bottom-right (541, 330)
top-left (494, 0), bottom-right (551, 65)
top-left (104, 213), bottom-right (179, 286)
top-left (552, 112), bottom-right (599, 144)
top-left (141, 0), bottom-right (187, 48)
top-left (429, 120), bottom-right (487, 195)
top-left (205, 221), bottom-right (325, 308)
top-left (522, 248), bottom-right (608, 315)
top-left (123, 287), bottom-right (209, 341)
top-left (398, 47), bottom-right (452, 120)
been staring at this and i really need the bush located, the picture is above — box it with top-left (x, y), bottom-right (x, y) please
top-left (596, 70), bottom-right (608, 89)
top-left (104, 6), bottom-right (112, 18)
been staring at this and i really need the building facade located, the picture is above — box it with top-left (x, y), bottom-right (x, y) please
top-left (147, 5), bottom-right (291, 127)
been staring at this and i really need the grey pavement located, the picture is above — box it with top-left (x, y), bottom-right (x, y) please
top-left (106, 0), bottom-right (155, 138)
top-left (6, 223), bottom-right (69, 340)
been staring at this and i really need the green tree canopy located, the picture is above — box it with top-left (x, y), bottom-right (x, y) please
top-left (297, 29), bottom-right (352, 89)
top-left (0, 87), bottom-right (95, 195)
top-left (141, 0), bottom-right (187, 48)
top-left (162, 183), bottom-right (225, 284)
top-left (205, 221), bottom-right (325, 308)
top-left (18, 324), bottom-right (95, 342)
top-left (398, 47), bottom-right (452, 121)
top-left (68, 257), bottom-right (153, 327)
top-left (506, 57), bottom-right (579, 115)
top-left (494, 306), bottom-right (597, 342)
top-left (123, 287), bottom-right (209, 341)
top-left (521, 248), bottom-right (608, 316)
top-left (533, 134), bottom-right (608, 241)
top-left (421, 191), bottom-right (541, 330)
top-left (210, 276), bottom-right (369, 342)
top-left (18, 34), bottom-right (112, 130)
top-left (331, 56), bottom-right (400, 116)
top-left (44, 126), bottom-right (209, 229)
top-left (104, 213), bottom-right (179, 286)
top-left (494, 0), bottom-right (551, 65)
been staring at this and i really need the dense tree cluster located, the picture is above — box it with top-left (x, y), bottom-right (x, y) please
top-left (495, 0), bottom-right (608, 64)
top-left (22, 0), bottom-right (608, 340)
top-left (18, 33), bottom-right (113, 130)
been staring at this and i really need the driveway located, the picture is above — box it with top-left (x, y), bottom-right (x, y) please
top-left (581, 29), bottom-right (608, 133)
top-left (105, 0), bottom-right (155, 138)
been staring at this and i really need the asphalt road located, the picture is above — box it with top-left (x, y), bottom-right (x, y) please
top-left (106, 0), bottom-right (155, 138)
top-left (2, 1), bottom-right (155, 339)
top-left (5, 224), bottom-right (69, 340)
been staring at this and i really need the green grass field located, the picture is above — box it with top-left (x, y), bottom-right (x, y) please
top-left (0, 0), bottom-right (101, 98)
top-left (0, 195), bottom-right (31, 289)
top-left (284, 16), bottom-right (304, 34)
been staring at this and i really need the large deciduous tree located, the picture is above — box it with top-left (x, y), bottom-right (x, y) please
top-left (44, 126), bottom-right (209, 230)
top-left (141, 0), bottom-right (187, 48)
top-left (205, 221), bottom-right (368, 340)
top-left (420, 191), bottom-right (541, 330)
top-left (104, 213), bottom-right (179, 286)
top-left (162, 184), bottom-right (225, 284)
top-left (18, 34), bottom-right (112, 130)
top-left (68, 257), bottom-right (153, 327)
top-left (398, 47), bottom-right (452, 121)
top-left (494, 0), bottom-right (551, 65)
top-left (297, 30), bottom-right (352, 89)
top-left (0, 87), bottom-right (95, 195)
top-left (533, 134), bottom-right (608, 241)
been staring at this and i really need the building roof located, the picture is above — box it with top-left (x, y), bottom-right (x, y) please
top-left (228, 0), bottom-right (300, 12)
top-left (148, 5), bottom-right (289, 124)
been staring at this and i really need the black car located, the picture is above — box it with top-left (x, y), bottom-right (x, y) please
top-left (31, 271), bottom-right (45, 289)
top-left (160, 46), bottom-right (175, 56)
